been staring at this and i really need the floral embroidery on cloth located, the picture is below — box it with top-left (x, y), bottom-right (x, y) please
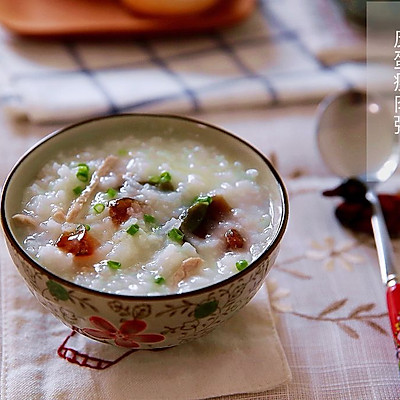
top-left (306, 237), bottom-right (364, 271)
top-left (82, 316), bottom-right (165, 348)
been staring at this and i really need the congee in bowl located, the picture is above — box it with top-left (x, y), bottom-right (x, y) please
top-left (1, 114), bottom-right (288, 348)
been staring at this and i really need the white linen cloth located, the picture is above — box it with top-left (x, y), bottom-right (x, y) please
top-left (0, 0), bottom-right (366, 124)
top-left (0, 231), bottom-right (291, 400)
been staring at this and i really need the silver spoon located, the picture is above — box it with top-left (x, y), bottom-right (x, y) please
top-left (316, 90), bottom-right (400, 366)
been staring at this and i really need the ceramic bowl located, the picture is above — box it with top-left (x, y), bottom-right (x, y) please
top-left (1, 114), bottom-right (288, 349)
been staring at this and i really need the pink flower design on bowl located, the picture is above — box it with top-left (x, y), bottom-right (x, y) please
top-left (82, 316), bottom-right (165, 348)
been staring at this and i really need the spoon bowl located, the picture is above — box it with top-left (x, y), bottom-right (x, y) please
top-left (316, 90), bottom-right (397, 183)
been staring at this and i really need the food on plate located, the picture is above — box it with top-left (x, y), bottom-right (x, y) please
top-left (120, 0), bottom-right (219, 16)
top-left (13, 136), bottom-right (276, 295)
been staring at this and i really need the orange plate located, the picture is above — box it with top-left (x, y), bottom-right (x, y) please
top-left (0, 0), bottom-right (256, 37)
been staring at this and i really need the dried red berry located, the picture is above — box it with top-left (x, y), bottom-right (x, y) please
top-left (56, 226), bottom-right (99, 256)
top-left (108, 197), bottom-right (144, 225)
top-left (224, 228), bottom-right (245, 250)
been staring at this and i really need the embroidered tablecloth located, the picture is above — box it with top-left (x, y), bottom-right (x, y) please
top-left (265, 176), bottom-right (400, 399)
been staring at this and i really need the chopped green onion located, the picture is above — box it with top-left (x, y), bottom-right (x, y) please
top-left (78, 163), bottom-right (89, 169)
top-left (168, 228), bottom-right (184, 244)
top-left (106, 188), bottom-right (117, 198)
top-left (194, 195), bottom-right (213, 205)
top-left (107, 260), bottom-right (121, 270)
top-left (93, 203), bottom-right (105, 214)
top-left (236, 260), bottom-right (249, 271)
top-left (145, 171), bottom-right (174, 192)
top-left (148, 175), bottom-right (161, 184)
top-left (77, 223), bottom-right (90, 231)
top-left (148, 171), bottom-right (172, 185)
top-left (143, 171), bottom-right (174, 192)
top-left (118, 149), bottom-right (128, 156)
top-left (76, 172), bottom-right (88, 182)
top-left (159, 171), bottom-right (172, 183)
top-left (154, 276), bottom-right (165, 285)
top-left (76, 163), bottom-right (90, 182)
top-left (126, 224), bottom-right (139, 236)
top-left (144, 214), bottom-right (156, 224)
top-left (73, 186), bottom-right (83, 195)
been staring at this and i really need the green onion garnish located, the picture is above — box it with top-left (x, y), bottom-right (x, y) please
top-left (73, 186), bottom-right (83, 195)
top-left (106, 188), bottom-right (117, 198)
top-left (159, 171), bottom-right (172, 183)
top-left (107, 260), bottom-right (121, 270)
top-left (148, 171), bottom-right (172, 185)
top-left (76, 163), bottom-right (90, 182)
top-left (118, 149), bottom-right (128, 156)
top-left (144, 214), bottom-right (156, 224)
top-left (145, 171), bottom-right (174, 191)
top-left (236, 260), bottom-right (249, 271)
top-left (194, 195), bottom-right (213, 205)
top-left (77, 223), bottom-right (90, 231)
top-left (78, 163), bottom-right (89, 169)
top-left (126, 224), bottom-right (139, 236)
top-left (168, 228), bottom-right (184, 244)
top-left (93, 203), bottom-right (105, 214)
top-left (149, 175), bottom-right (161, 184)
top-left (154, 276), bottom-right (165, 285)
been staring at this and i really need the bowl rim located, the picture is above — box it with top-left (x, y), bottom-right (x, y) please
top-left (1, 113), bottom-right (289, 301)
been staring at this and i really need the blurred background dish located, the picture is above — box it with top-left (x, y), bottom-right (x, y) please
top-left (120, 0), bottom-right (220, 17)
top-left (0, 0), bottom-right (255, 37)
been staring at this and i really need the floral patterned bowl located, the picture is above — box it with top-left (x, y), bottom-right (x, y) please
top-left (1, 114), bottom-right (288, 349)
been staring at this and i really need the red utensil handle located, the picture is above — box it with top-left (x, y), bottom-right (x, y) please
top-left (386, 282), bottom-right (400, 363)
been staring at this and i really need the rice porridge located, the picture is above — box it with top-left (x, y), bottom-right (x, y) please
top-left (13, 136), bottom-right (276, 296)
